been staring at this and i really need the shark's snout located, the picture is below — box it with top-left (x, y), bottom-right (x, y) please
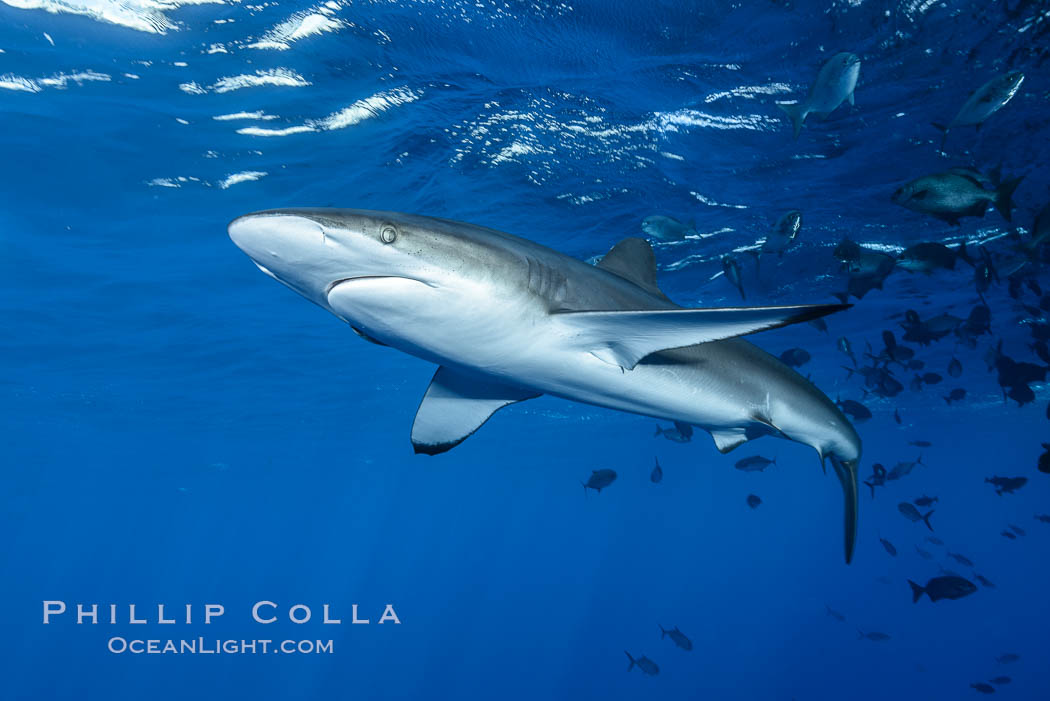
top-left (228, 212), bottom-right (327, 262)
top-left (228, 213), bottom-right (274, 261)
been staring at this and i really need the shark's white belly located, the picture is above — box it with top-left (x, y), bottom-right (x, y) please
top-left (326, 275), bottom-right (752, 430)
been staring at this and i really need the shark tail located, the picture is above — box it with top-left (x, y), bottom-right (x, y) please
top-left (994, 174), bottom-right (1024, 223)
top-left (957, 240), bottom-right (976, 268)
top-left (922, 509), bottom-right (935, 531)
top-left (653, 425), bottom-right (662, 437)
top-left (856, 628), bottom-right (865, 640)
top-left (778, 102), bottom-right (806, 140)
top-left (908, 579), bottom-right (925, 603)
top-left (829, 454), bottom-right (860, 564)
top-left (658, 624), bottom-right (667, 638)
top-left (625, 650), bottom-right (635, 672)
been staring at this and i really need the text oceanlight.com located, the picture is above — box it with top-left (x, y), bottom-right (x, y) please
top-left (107, 638), bottom-right (335, 655)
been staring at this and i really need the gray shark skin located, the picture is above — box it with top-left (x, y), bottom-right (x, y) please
top-left (228, 209), bottom-right (862, 562)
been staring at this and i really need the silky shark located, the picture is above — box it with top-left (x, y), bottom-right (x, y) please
top-left (228, 209), bottom-right (862, 562)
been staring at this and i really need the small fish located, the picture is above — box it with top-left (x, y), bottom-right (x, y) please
top-left (836, 398), bottom-right (872, 422)
top-left (658, 624), bottom-right (693, 651)
top-left (857, 629), bottom-right (891, 641)
top-left (624, 651), bottom-right (659, 676)
top-left (777, 52), bottom-right (860, 139)
top-left (985, 476), bottom-right (1027, 496)
top-left (927, 536), bottom-right (944, 546)
top-left (1007, 524), bottom-right (1025, 537)
top-left (974, 574), bottom-right (996, 589)
top-left (896, 242), bottom-right (972, 274)
top-left (970, 682), bottom-right (995, 694)
top-left (838, 336), bottom-right (857, 367)
top-left (650, 458), bottom-right (663, 484)
top-left (825, 605), bottom-right (846, 622)
top-left (641, 215), bottom-right (696, 241)
top-left (948, 357), bottom-right (963, 378)
top-left (898, 502), bottom-right (935, 531)
top-left (1000, 530), bottom-right (1016, 540)
top-left (779, 347), bottom-right (811, 367)
top-left (582, 469), bottom-right (617, 494)
top-left (944, 388), bottom-right (967, 404)
top-left (723, 255), bottom-right (746, 300)
top-left (913, 495), bottom-right (937, 507)
top-left (654, 421), bottom-right (693, 443)
top-left (879, 538), bottom-right (897, 556)
top-left (915, 546), bottom-right (933, 560)
top-left (1006, 383), bottom-right (1035, 407)
top-left (759, 210), bottom-right (803, 257)
top-left (909, 440), bottom-right (932, 448)
top-left (909, 575), bottom-right (977, 603)
top-left (892, 168), bottom-right (1023, 225)
top-left (746, 494), bottom-right (762, 509)
top-left (922, 372), bottom-right (943, 385)
top-left (862, 463), bottom-right (887, 499)
top-left (735, 455), bottom-right (776, 472)
top-left (1021, 202), bottom-right (1050, 257)
top-left (1035, 514), bottom-right (1050, 524)
top-left (995, 653), bottom-right (1020, 664)
top-left (989, 676), bottom-right (1011, 685)
top-left (933, 71), bottom-right (1024, 144)
top-left (948, 552), bottom-right (974, 568)
top-left (1038, 443), bottom-right (1050, 474)
top-left (887, 455), bottom-right (923, 481)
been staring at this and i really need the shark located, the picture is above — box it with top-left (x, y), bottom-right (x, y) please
top-left (228, 209), bottom-right (862, 562)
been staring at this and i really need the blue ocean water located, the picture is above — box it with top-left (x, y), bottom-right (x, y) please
top-left (2, 0), bottom-right (1049, 698)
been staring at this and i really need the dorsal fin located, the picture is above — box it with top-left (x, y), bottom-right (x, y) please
top-left (597, 237), bottom-right (670, 302)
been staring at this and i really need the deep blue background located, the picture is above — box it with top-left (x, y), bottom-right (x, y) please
top-left (2, 1), bottom-right (1048, 698)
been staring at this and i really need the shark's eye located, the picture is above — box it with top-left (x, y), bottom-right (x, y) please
top-left (380, 225), bottom-right (398, 244)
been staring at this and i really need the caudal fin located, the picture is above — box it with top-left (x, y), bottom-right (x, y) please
top-left (922, 509), bottom-right (935, 531)
top-left (658, 624), bottom-right (667, 638)
top-left (778, 102), bottom-right (806, 140)
top-left (829, 454), bottom-right (860, 564)
top-left (994, 174), bottom-right (1024, 222)
top-left (908, 579), bottom-right (925, 603)
top-left (625, 650), bottom-right (635, 672)
top-left (863, 480), bottom-right (875, 500)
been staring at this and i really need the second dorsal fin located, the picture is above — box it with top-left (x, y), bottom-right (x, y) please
top-left (597, 237), bottom-right (670, 302)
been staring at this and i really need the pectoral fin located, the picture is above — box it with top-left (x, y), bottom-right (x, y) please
top-left (554, 303), bottom-right (850, 370)
top-left (411, 367), bottom-right (540, 455)
top-left (710, 428), bottom-right (748, 453)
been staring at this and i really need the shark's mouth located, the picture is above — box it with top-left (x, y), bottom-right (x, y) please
top-left (324, 275), bottom-right (436, 299)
